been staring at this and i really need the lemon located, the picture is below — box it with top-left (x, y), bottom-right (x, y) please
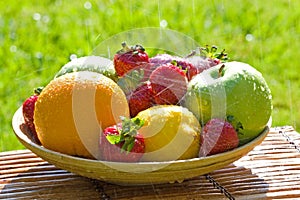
top-left (136, 105), bottom-right (201, 161)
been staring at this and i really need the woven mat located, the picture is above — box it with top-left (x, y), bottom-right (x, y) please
top-left (1, 126), bottom-right (300, 200)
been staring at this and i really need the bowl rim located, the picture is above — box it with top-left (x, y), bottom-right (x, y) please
top-left (12, 106), bottom-right (270, 167)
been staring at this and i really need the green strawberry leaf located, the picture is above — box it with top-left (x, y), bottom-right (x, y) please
top-left (34, 86), bottom-right (44, 95)
top-left (171, 60), bottom-right (188, 74)
top-left (195, 45), bottom-right (229, 62)
top-left (227, 115), bottom-right (244, 133)
top-left (118, 116), bottom-right (145, 153)
top-left (120, 116), bottom-right (144, 136)
top-left (121, 137), bottom-right (135, 153)
top-left (106, 134), bottom-right (122, 144)
top-left (105, 116), bottom-right (145, 154)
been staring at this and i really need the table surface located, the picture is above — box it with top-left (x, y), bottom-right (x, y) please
top-left (1, 126), bottom-right (300, 200)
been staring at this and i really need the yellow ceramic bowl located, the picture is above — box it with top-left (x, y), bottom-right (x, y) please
top-left (12, 106), bottom-right (269, 185)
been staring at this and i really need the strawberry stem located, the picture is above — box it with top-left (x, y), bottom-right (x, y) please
top-left (185, 49), bottom-right (197, 58)
top-left (218, 64), bottom-right (225, 78)
top-left (121, 41), bottom-right (130, 51)
top-left (119, 42), bottom-right (146, 54)
top-left (116, 41), bottom-right (131, 54)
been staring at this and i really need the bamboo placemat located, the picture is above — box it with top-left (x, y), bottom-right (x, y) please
top-left (1, 126), bottom-right (300, 200)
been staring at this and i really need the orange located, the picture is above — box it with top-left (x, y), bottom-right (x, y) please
top-left (34, 71), bottom-right (129, 159)
top-left (136, 105), bottom-right (201, 161)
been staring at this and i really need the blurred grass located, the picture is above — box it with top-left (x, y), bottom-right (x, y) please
top-left (1, 0), bottom-right (299, 151)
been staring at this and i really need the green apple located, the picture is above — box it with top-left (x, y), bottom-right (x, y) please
top-left (182, 61), bottom-right (272, 145)
top-left (55, 56), bottom-right (118, 82)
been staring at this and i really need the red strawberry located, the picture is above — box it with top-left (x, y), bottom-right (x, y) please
top-left (199, 118), bottom-right (239, 156)
top-left (99, 117), bottom-right (145, 162)
top-left (186, 45), bottom-right (228, 74)
top-left (128, 81), bottom-right (155, 117)
top-left (113, 42), bottom-right (149, 77)
top-left (150, 54), bottom-right (198, 81)
top-left (149, 53), bottom-right (173, 64)
top-left (149, 63), bottom-right (188, 105)
top-left (22, 87), bottom-right (43, 144)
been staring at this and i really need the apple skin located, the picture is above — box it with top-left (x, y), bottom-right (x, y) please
top-left (54, 56), bottom-right (118, 82)
top-left (182, 61), bottom-right (272, 145)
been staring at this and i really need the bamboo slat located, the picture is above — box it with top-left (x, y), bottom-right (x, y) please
top-left (1, 126), bottom-right (300, 199)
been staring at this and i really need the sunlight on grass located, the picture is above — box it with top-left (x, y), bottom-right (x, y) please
top-left (1, 0), bottom-right (299, 151)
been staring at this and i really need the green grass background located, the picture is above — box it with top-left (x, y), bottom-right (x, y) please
top-left (1, 0), bottom-right (299, 151)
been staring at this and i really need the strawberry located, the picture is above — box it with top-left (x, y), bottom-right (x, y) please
top-left (99, 116), bottom-right (145, 162)
top-left (149, 63), bottom-right (188, 105)
top-left (128, 81), bottom-right (155, 117)
top-left (149, 53), bottom-right (173, 64)
top-left (150, 54), bottom-right (198, 81)
top-left (186, 45), bottom-right (229, 74)
top-left (22, 87), bottom-right (43, 144)
top-left (113, 42), bottom-right (149, 77)
top-left (117, 69), bottom-right (155, 117)
top-left (199, 118), bottom-right (239, 156)
top-left (117, 68), bottom-right (145, 96)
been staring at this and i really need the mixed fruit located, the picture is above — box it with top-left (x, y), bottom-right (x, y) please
top-left (22, 42), bottom-right (272, 162)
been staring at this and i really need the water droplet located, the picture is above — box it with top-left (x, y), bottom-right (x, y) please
top-left (176, 179), bottom-right (184, 183)
top-left (107, 8), bottom-right (114, 16)
top-left (35, 52), bottom-right (43, 59)
top-left (204, 19), bottom-right (212, 28)
top-left (160, 19), bottom-right (168, 28)
top-left (42, 15), bottom-right (50, 23)
top-left (70, 54), bottom-right (77, 60)
top-left (245, 34), bottom-right (254, 42)
top-left (10, 45), bottom-right (17, 52)
top-left (253, 82), bottom-right (257, 90)
top-left (84, 19), bottom-right (92, 26)
top-left (261, 86), bottom-right (265, 91)
top-left (55, 0), bottom-right (62, 6)
top-left (10, 32), bottom-right (16, 40)
top-left (33, 13), bottom-right (41, 21)
top-left (84, 1), bottom-right (92, 10)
